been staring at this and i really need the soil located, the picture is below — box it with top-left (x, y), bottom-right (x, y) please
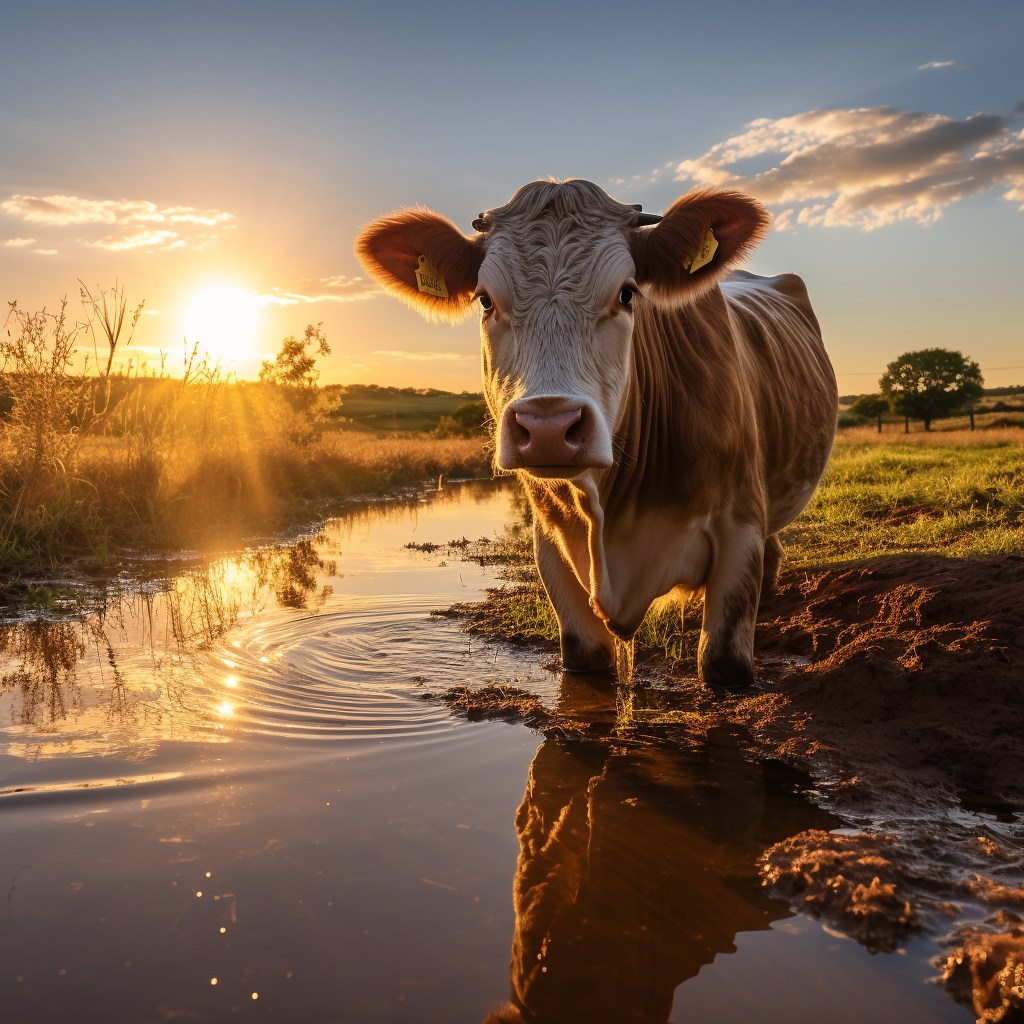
top-left (436, 553), bottom-right (1024, 1018)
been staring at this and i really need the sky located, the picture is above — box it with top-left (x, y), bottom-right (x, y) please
top-left (2, 0), bottom-right (1022, 392)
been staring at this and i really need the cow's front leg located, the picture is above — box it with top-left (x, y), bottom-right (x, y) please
top-left (535, 523), bottom-right (615, 672)
top-left (698, 521), bottom-right (764, 691)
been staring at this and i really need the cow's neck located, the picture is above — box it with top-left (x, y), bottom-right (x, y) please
top-left (522, 286), bottom-right (741, 610)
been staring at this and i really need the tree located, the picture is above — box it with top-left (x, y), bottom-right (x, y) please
top-left (879, 348), bottom-right (983, 431)
top-left (435, 400), bottom-right (490, 438)
top-left (259, 323), bottom-right (331, 411)
top-left (849, 393), bottom-right (889, 433)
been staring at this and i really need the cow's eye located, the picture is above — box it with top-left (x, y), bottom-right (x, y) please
top-left (477, 292), bottom-right (493, 311)
top-left (619, 286), bottom-right (633, 307)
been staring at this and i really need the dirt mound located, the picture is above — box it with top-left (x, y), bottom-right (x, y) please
top-left (757, 830), bottom-right (926, 953)
top-left (743, 555), bottom-right (1024, 816)
top-left (936, 912), bottom-right (1024, 1023)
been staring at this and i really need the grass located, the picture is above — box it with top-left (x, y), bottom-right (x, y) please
top-left (785, 433), bottom-right (1023, 565)
top-left (0, 302), bottom-right (491, 575)
top-left (448, 430), bottom-right (1024, 670)
top-left (322, 384), bottom-right (485, 434)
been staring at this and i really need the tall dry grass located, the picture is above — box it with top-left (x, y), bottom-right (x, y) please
top-left (0, 300), bottom-right (490, 574)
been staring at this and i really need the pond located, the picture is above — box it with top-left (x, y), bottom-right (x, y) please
top-left (0, 479), bottom-right (973, 1022)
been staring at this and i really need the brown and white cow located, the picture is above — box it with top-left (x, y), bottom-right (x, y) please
top-left (355, 179), bottom-right (837, 689)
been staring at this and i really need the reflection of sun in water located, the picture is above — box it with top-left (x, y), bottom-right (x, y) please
top-left (217, 701), bottom-right (235, 716)
top-left (184, 287), bottom-right (260, 363)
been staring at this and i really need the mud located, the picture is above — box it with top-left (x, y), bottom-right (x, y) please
top-left (937, 912), bottom-right (1024, 1023)
top-left (744, 554), bottom-right (1024, 817)
top-left (439, 553), bottom-right (1024, 1016)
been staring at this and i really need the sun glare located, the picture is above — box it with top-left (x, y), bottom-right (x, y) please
top-left (183, 287), bottom-right (261, 364)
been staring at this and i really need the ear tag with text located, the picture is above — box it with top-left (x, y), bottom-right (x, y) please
top-left (415, 255), bottom-right (448, 299)
top-left (687, 227), bottom-right (719, 274)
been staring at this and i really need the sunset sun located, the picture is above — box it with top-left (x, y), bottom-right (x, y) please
top-left (183, 286), bottom-right (260, 364)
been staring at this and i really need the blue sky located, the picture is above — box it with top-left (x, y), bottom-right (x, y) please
top-left (2, 0), bottom-right (1022, 389)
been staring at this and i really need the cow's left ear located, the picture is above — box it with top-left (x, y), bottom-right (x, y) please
top-left (630, 189), bottom-right (769, 302)
top-left (354, 208), bottom-right (483, 323)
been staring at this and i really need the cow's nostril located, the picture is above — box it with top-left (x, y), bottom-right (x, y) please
top-left (509, 414), bottom-right (531, 447)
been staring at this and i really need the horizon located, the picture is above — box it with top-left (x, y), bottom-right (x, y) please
top-left (3, 0), bottom-right (1023, 390)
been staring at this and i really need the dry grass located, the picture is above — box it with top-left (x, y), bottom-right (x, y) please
top-left (839, 425), bottom-right (1024, 445)
top-left (0, 301), bottom-right (490, 573)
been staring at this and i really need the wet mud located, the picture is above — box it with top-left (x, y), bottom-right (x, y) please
top-left (441, 553), bottom-right (1024, 1020)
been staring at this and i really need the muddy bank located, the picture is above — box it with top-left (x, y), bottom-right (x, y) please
top-left (435, 553), bottom-right (1024, 1018)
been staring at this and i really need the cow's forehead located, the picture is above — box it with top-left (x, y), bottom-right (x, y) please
top-left (477, 180), bottom-right (637, 318)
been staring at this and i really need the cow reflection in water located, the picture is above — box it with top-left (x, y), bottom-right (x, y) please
top-left (485, 674), bottom-right (832, 1024)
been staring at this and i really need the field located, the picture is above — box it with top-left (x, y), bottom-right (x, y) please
top-left (322, 384), bottom-right (485, 433)
top-left (0, 370), bottom-right (490, 576)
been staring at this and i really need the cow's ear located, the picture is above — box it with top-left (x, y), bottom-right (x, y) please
top-left (630, 189), bottom-right (769, 302)
top-left (354, 209), bottom-right (483, 323)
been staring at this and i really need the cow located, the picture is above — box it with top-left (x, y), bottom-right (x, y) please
top-left (355, 179), bottom-right (837, 689)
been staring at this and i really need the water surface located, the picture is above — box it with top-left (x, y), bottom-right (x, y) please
top-left (0, 481), bottom-right (970, 1022)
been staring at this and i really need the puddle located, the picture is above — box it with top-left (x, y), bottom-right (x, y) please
top-left (0, 480), bottom-right (980, 1021)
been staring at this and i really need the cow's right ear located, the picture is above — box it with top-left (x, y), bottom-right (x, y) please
top-left (354, 209), bottom-right (483, 323)
top-left (630, 189), bottom-right (769, 303)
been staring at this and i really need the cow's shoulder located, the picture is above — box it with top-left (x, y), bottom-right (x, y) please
top-left (721, 269), bottom-right (811, 309)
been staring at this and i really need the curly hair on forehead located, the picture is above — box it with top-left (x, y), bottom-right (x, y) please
top-left (477, 178), bottom-right (639, 233)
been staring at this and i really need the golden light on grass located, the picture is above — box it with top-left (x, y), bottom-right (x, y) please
top-left (183, 286), bottom-right (260, 364)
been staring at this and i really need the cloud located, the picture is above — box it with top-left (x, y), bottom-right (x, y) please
top-left (1, 193), bottom-right (234, 251)
top-left (4, 237), bottom-right (35, 247)
top-left (674, 106), bottom-right (1024, 229)
top-left (33, 248), bottom-right (58, 256)
top-left (372, 350), bottom-right (471, 362)
top-left (917, 60), bottom-right (955, 70)
top-left (252, 285), bottom-right (380, 306)
top-left (320, 274), bottom-right (366, 288)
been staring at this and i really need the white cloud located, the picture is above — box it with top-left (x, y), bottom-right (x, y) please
top-left (253, 286), bottom-right (379, 306)
top-left (917, 60), bottom-right (955, 70)
top-left (674, 105), bottom-right (1024, 229)
top-left (33, 248), bottom-right (58, 256)
top-left (1, 193), bottom-right (234, 251)
top-left (4, 237), bottom-right (35, 247)
top-left (372, 350), bottom-right (470, 362)
top-left (320, 274), bottom-right (366, 288)
top-left (772, 209), bottom-right (796, 232)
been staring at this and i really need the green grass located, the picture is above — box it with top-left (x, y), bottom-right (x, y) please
top-left (783, 435), bottom-right (1023, 565)
top-left (322, 384), bottom-right (485, 434)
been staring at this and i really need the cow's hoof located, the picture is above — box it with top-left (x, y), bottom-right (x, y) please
top-left (699, 655), bottom-right (756, 693)
top-left (560, 633), bottom-right (614, 674)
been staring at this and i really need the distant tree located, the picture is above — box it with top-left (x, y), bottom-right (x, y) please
top-left (880, 348), bottom-right (983, 432)
top-left (259, 323), bottom-right (330, 411)
top-left (435, 400), bottom-right (490, 438)
top-left (849, 393), bottom-right (890, 433)
top-left (450, 400), bottom-right (489, 434)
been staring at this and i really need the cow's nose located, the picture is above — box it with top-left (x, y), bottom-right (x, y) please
top-left (506, 406), bottom-right (588, 466)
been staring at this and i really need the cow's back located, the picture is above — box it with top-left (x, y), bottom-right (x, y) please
top-left (720, 270), bottom-right (837, 532)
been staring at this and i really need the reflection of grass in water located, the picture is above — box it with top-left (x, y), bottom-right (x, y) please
top-left (0, 531), bottom-right (340, 738)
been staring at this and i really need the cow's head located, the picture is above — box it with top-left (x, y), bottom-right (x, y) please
top-left (355, 180), bottom-right (768, 479)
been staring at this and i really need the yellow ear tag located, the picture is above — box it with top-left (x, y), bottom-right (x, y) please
top-left (415, 255), bottom-right (448, 299)
top-left (688, 227), bottom-right (719, 274)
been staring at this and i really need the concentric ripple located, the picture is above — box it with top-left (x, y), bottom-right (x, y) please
top-left (211, 594), bottom-right (556, 741)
